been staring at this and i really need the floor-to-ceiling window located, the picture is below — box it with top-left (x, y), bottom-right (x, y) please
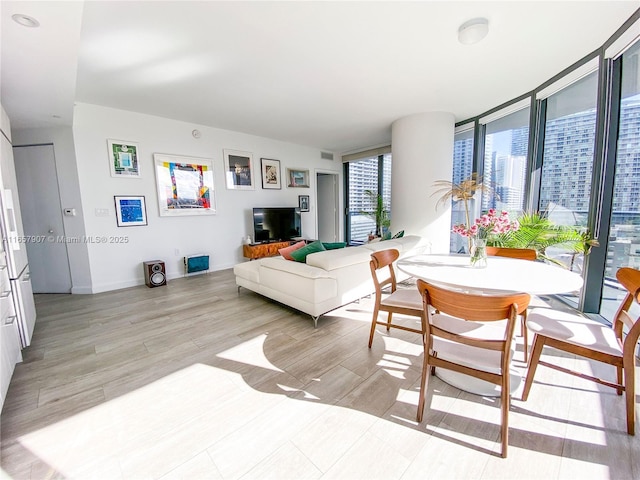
top-left (344, 151), bottom-right (392, 244)
top-left (481, 107), bottom-right (530, 214)
top-left (450, 126), bottom-right (475, 253)
top-left (600, 40), bottom-right (640, 321)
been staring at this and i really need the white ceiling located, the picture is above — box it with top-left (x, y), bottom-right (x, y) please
top-left (1, 1), bottom-right (638, 153)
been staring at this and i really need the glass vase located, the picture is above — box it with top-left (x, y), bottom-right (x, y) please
top-left (470, 237), bottom-right (488, 268)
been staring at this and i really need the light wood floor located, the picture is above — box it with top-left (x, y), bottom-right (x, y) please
top-left (1, 269), bottom-right (639, 479)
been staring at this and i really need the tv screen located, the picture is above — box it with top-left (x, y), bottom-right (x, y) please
top-left (253, 207), bottom-right (301, 242)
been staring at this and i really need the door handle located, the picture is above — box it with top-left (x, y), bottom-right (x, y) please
top-left (5, 315), bottom-right (17, 325)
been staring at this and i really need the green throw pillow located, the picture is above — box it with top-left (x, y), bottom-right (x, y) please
top-left (392, 230), bottom-right (405, 239)
top-left (322, 242), bottom-right (347, 250)
top-left (290, 240), bottom-right (326, 262)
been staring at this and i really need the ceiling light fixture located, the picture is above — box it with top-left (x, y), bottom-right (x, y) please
top-left (458, 18), bottom-right (489, 45)
top-left (12, 13), bottom-right (40, 28)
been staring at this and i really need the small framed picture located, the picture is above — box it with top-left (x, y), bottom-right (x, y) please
top-left (260, 158), bottom-right (281, 189)
top-left (298, 195), bottom-right (310, 212)
top-left (287, 168), bottom-right (310, 188)
top-left (224, 149), bottom-right (254, 190)
top-left (114, 195), bottom-right (147, 227)
top-left (108, 140), bottom-right (140, 178)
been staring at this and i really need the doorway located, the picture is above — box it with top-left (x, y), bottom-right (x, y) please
top-left (315, 171), bottom-right (339, 242)
top-left (13, 144), bottom-right (72, 293)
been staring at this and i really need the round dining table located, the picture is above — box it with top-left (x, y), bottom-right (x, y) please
top-left (396, 253), bottom-right (584, 396)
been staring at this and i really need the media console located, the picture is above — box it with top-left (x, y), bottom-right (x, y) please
top-left (243, 241), bottom-right (293, 260)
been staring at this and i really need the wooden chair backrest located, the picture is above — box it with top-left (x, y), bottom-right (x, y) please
top-left (613, 267), bottom-right (640, 353)
top-left (486, 246), bottom-right (537, 261)
top-left (369, 249), bottom-right (400, 294)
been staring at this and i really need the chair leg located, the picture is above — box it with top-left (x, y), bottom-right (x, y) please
top-left (521, 334), bottom-right (545, 401)
top-left (623, 354), bottom-right (636, 435)
top-left (368, 305), bottom-right (380, 348)
top-left (521, 312), bottom-right (528, 363)
top-left (616, 364), bottom-right (624, 396)
top-left (386, 311), bottom-right (393, 331)
top-left (501, 368), bottom-right (510, 458)
top-left (417, 352), bottom-right (431, 423)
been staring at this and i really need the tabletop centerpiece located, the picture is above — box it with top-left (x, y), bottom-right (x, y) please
top-left (452, 209), bottom-right (519, 268)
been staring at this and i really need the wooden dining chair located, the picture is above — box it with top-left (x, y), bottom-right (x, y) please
top-left (522, 267), bottom-right (640, 435)
top-left (368, 249), bottom-right (425, 348)
top-left (486, 246), bottom-right (538, 362)
top-left (416, 279), bottom-right (530, 458)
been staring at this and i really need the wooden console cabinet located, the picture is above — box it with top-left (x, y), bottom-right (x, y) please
top-left (243, 241), bottom-right (293, 260)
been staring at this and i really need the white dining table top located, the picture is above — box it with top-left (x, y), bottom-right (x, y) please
top-left (397, 253), bottom-right (584, 295)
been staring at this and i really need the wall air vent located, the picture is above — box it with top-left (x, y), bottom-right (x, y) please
top-left (320, 152), bottom-right (334, 161)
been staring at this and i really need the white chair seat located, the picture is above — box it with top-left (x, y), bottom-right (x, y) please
top-left (381, 288), bottom-right (422, 310)
top-left (526, 308), bottom-right (623, 357)
top-left (431, 314), bottom-right (513, 375)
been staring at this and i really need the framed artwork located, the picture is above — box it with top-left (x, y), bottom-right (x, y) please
top-left (224, 149), bottom-right (254, 190)
top-left (153, 153), bottom-right (216, 216)
top-left (108, 140), bottom-right (140, 178)
top-left (114, 195), bottom-right (147, 226)
top-left (287, 168), bottom-right (310, 188)
top-left (298, 195), bottom-right (310, 212)
top-left (260, 158), bottom-right (281, 189)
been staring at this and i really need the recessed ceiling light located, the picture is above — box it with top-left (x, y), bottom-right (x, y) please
top-left (12, 13), bottom-right (40, 28)
top-left (458, 18), bottom-right (489, 45)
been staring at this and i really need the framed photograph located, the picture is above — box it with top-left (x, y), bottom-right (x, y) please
top-left (114, 195), bottom-right (147, 226)
top-left (298, 195), bottom-right (310, 212)
top-left (260, 158), bottom-right (281, 189)
top-left (287, 168), bottom-right (310, 188)
top-left (153, 153), bottom-right (216, 216)
top-left (108, 140), bottom-right (140, 178)
top-left (224, 149), bottom-right (254, 190)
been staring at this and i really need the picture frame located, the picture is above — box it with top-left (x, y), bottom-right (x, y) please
top-left (224, 149), bottom-right (254, 190)
top-left (153, 153), bottom-right (216, 216)
top-left (114, 195), bottom-right (147, 226)
top-left (287, 168), bottom-right (310, 188)
top-left (108, 139), bottom-right (140, 178)
top-left (260, 158), bottom-right (281, 189)
top-left (298, 195), bottom-right (310, 212)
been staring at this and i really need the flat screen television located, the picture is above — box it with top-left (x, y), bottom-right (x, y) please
top-left (253, 207), bottom-right (301, 242)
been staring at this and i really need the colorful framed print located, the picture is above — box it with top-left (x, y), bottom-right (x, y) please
top-left (114, 195), bottom-right (147, 226)
top-left (298, 195), bottom-right (310, 212)
top-left (153, 153), bottom-right (216, 216)
top-left (224, 149), bottom-right (254, 190)
top-left (260, 158), bottom-right (281, 189)
top-left (108, 139), bottom-right (140, 178)
top-left (287, 168), bottom-right (310, 188)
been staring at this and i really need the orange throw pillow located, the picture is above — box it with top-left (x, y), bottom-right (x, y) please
top-left (279, 240), bottom-right (306, 260)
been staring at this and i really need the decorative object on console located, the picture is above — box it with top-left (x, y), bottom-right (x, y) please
top-left (279, 240), bottom-right (306, 260)
top-left (108, 139), bottom-right (140, 178)
top-left (290, 240), bottom-right (326, 262)
top-left (114, 195), bottom-right (147, 227)
top-left (287, 168), bottom-right (309, 188)
top-left (184, 254), bottom-right (209, 275)
top-left (143, 260), bottom-right (166, 287)
top-left (298, 195), bottom-right (309, 212)
top-left (153, 153), bottom-right (215, 216)
top-left (260, 158), bottom-right (281, 189)
top-left (224, 149), bottom-right (254, 190)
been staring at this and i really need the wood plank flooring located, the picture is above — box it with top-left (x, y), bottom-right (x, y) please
top-left (1, 268), bottom-right (639, 479)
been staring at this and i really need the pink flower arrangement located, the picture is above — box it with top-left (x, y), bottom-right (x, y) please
top-left (452, 209), bottom-right (519, 239)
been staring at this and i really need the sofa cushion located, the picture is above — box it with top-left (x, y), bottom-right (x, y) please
top-left (260, 256), bottom-right (334, 279)
top-left (233, 260), bottom-right (261, 283)
top-left (279, 240), bottom-right (306, 260)
top-left (306, 247), bottom-right (372, 271)
top-left (290, 240), bottom-right (326, 262)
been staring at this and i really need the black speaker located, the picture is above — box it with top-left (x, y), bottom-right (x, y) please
top-left (144, 260), bottom-right (166, 287)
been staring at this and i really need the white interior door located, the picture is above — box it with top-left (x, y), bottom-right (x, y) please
top-left (13, 145), bottom-right (72, 293)
top-left (316, 172), bottom-right (339, 242)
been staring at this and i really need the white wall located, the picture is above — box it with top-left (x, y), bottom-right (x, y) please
top-left (72, 103), bottom-right (341, 292)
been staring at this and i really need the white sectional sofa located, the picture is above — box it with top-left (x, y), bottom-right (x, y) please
top-left (233, 235), bottom-right (430, 327)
